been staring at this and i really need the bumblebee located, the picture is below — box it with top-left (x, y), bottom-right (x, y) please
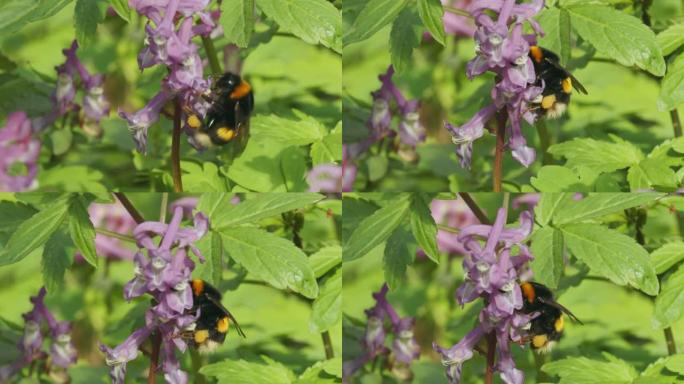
top-left (183, 279), bottom-right (246, 354)
top-left (519, 281), bottom-right (582, 353)
top-left (186, 72), bottom-right (254, 148)
top-left (528, 46), bottom-right (588, 119)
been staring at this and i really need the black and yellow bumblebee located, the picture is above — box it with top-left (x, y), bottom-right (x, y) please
top-left (185, 72), bottom-right (254, 148)
top-left (528, 45), bottom-right (588, 119)
top-left (519, 281), bottom-right (582, 353)
top-left (183, 279), bottom-right (246, 354)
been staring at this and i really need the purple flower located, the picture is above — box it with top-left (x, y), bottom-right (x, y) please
top-left (430, 198), bottom-right (479, 255)
top-left (100, 206), bottom-right (210, 383)
top-left (120, 90), bottom-right (172, 154)
top-left (0, 111), bottom-right (40, 192)
top-left (307, 164), bottom-right (346, 193)
top-left (433, 208), bottom-right (536, 384)
top-left (79, 201), bottom-right (138, 261)
top-left (442, 0), bottom-right (476, 37)
top-left (445, 0), bottom-right (545, 168)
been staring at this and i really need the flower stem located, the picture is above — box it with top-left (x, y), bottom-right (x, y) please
top-left (201, 35), bottom-right (223, 76)
top-left (172, 99), bottom-right (184, 193)
top-left (458, 192), bottom-right (491, 225)
top-left (190, 349), bottom-right (207, 384)
top-left (437, 224), bottom-right (460, 234)
top-left (484, 332), bottom-right (496, 384)
top-left (321, 331), bottom-right (334, 359)
top-left (148, 331), bottom-right (161, 384)
top-left (664, 327), bottom-right (678, 355)
top-left (671, 109), bottom-right (682, 138)
top-left (533, 352), bottom-right (551, 381)
top-left (535, 120), bottom-right (552, 165)
top-left (493, 111), bottom-right (506, 192)
top-left (443, 5), bottom-right (473, 19)
top-left (114, 193), bottom-right (145, 224)
top-left (159, 192), bottom-right (168, 223)
top-left (95, 228), bottom-right (136, 243)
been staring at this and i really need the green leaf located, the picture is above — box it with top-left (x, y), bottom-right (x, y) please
top-left (343, 0), bottom-right (409, 46)
top-left (221, 0), bottom-right (255, 47)
top-left (549, 136), bottom-right (644, 173)
top-left (553, 193), bottom-right (664, 225)
top-left (628, 158), bottom-right (678, 191)
top-left (109, 0), bottom-right (131, 22)
top-left (343, 194), bottom-right (411, 262)
top-left (194, 231), bottom-right (224, 286)
top-left (664, 355), bottom-right (684, 375)
top-left (564, 4), bottom-right (666, 76)
top-left (534, 193), bottom-right (570, 226)
top-left (0, 201), bottom-right (37, 232)
top-left (220, 227), bottom-right (318, 298)
top-left (530, 227), bottom-right (565, 289)
top-left (208, 193), bottom-right (323, 229)
top-left (531, 166), bottom-right (585, 192)
top-left (41, 231), bottom-right (73, 293)
top-left (310, 123), bottom-right (343, 165)
top-left (68, 196), bottom-right (98, 268)
top-left (251, 113), bottom-right (325, 147)
top-left (196, 193), bottom-right (237, 220)
top-left (383, 227), bottom-right (415, 289)
top-left (542, 353), bottom-right (638, 384)
top-left (366, 155), bottom-right (389, 182)
top-left (651, 243), bottom-right (684, 274)
top-left (38, 165), bottom-right (108, 194)
top-left (200, 356), bottom-right (296, 384)
top-left (0, 196), bottom-right (69, 266)
top-left (409, 194), bottom-right (439, 263)
top-left (658, 54), bottom-right (684, 112)
top-left (180, 161), bottom-right (230, 192)
top-left (0, 0), bottom-right (73, 36)
top-left (654, 264), bottom-right (684, 328)
top-left (656, 23), bottom-right (684, 56)
top-left (561, 223), bottom-right (659, 295)
top-left (390, 8), bottom-right (423, 74)
top-left (417, 0), bottom-right (445, 46)
top-left (0, 71), bottom-right (53, 116)
top-left (308, 245), bottom-right (342, 278)
top-left (227, 140), bottom-right (308, 192)
top-left (74, 0), bottom-right (107, 47)
top-left (537, 7), bottom-right (571, 65)
top-left (255, 0), bottom-right (341, 53)
top-left (310, 268), bottom-right (341, 332)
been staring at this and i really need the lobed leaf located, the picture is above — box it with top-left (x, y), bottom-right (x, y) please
top-left (542, 353), bottom-right (638, 383)
top-left (310, 268), bottom-right (341, 332)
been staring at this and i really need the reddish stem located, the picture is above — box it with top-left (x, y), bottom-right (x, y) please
top-left (148, 331), bottom-right (161, 384)
top-left (171, 99), bottom-right (183, 192)
top-left (493, 111), bottom-right (507, 192)
top-left (484, 332), bottom-right (497, 384)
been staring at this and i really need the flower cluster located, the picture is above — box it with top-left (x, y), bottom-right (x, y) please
top-left (0, 111), bottom-right (40, 192)
top-left (442, 0), bottom-right (476, 37)
top-left (80, 201), bottom-right (138, 262)
top-left (99, 206), bottom-right (209, 384)
top-left (432, 208), bottom-right (535, 384)
top-left (445, 0), bottom-right (545, 168)
top-left (343, 284), bottom-right (420, 383)
top-left (122, 0), bottom-right (221, 154)
top-left (0, 288), bottom-right (77, 383)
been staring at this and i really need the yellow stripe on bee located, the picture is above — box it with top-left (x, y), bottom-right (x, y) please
top-left (217, 317), bottom-right (229, 333)
top-left (541, 94), bottom-right (557, 109)
top-left (230, 81), bottom-right (251, 99)
top-left (216, 127), bottom-right (236, 141)
top-left (187, 114), bottom-right (202, 129)
top-left (191, 279), bottom-right (204, 296)
top-left (562, 77), bottom-right (572, 93)
top-left (555, 315), bottom-right (564, 332)
top-left (194, 330), bottom-right (209, 344)
top-left (532, 334), bottom-right (548, 348)
top-left (530, 46), bottom-right (543, 63)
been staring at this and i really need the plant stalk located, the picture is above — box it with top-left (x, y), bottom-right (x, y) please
top-left (148, 331), bottom-right (161, 384)
top-left (114, 193), bottom-right (145, 224)
top-left (493, 111), bottom-right (506, 192)
top-left (321, 331), bottom-right (334, 359)
top-left (671, 109), bottom-right (682, 138)
top-left (172, 99), bottom-right (183, 193)
top-left (202, 35), bottom-right (223, 76)
top-left (664, 327), bottom-right (678, 355)
top-left (443, 5), bottom-right (474, 19)
top-left (95, 228), bottom-right (136, 243)
top-left (535, 120), bottom-right (552, 165)
top-left (159, 192), bottom-right (168, 223)
top-left (190, 349), bottom-right (208, 384)
top-left (458, 193), bottom-right (491, 225)
top-left (484, 332), bottom-right (496, 384)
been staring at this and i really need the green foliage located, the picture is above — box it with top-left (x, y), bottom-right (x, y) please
top-left (221, 0), bottom-right (255, 47)
top-left (659, 54), bottom-right (684, 112)
top-left (201, 355), bottom-right (340, 384)
top-left (651, 242), bottom-right (684, 274)
top-left (537, 7), bottom-right (572, 65)
top-left (41, 231), bottom-right (73, 293)
top-left (409, 194), bottom-right (439, 263)
top-left (73, 0), bottom-right (107, 47)
top-left (543, 353), bottom-right (638, 383)
top-left (108, 0), bottom-right (130, 22)
top-left (383, 227), bottom-right (415, 288)
top-left (654, 264), bottom-right (684, 328)
top-left (389, 8), bottom-right (423, 74)
top-left (0, 0), bottom-right (73, 36)
top-left (310, 268), bottom-right (341, 332)
top-left (343, 0), bottom-right (409, 45)
top-left (67, 195), bottom-right (98, 267)
top-left (529, 226), bottom-right (564, 288)
top-left (416, 0), bottom-right (445, 46)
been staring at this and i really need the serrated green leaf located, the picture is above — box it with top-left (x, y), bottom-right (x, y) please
top-left (417, 0), bottom-right (445, 46)
top-left (68, 196), bottom-right (98, 268)
top-left (343, 0), bottom-right (409, 46)
top-left (531, 166), bottom-right (585, 192)
top-left (657, 24), bottom-right (684, 56)
top-left (310, 268), bottom-right (341, 332)
top-left (255, 0), bottom-right (341, 52)
top-left (654, 264), bottom-right (684, 328)
top-left (180, 161), bottom-right (230, 192)
top-left (308, 246), bottom-right (342, 278)
top-left (537, 7), bottom-right (571, 65)
top-left (109, 0), bottom-right (130, 22)
top-left (227, 140), bottom-right (307, 192)
top-left (530, 227), bottom-right (564, 289)
top-left (409, 194), bottom-right (439, 263)
top-left (0, 196), bottom-right (69, 266)
top-left (652, 243), bottom-right (684, 274)
top-left (390, 8), bottom-right (423, 74)
top-left (664, 354), bottom-right (684, 375)
top-left (561, 223), bottom-right (659, 295)
top-left (200, 356), bottom-right (296, 384)
top-left (554, 193), bottom-right (664, 224)
top-left (208, 193), bottom-right (323, 229)
top-left (549, 136), bottom-right (643, 173)
top-left (628, 158), bottom-right (678, 191)
top-left (74, 0), bottom-right (107, 47)
top-left (41, 231), bottom-right (73, 293)
top-left (221, 0), bottom-right (254, 47)
top-left (251, 113), bottom-right (325, 146)
top-left (310, 123), bottom-right (342, 165)
top-left (343, 194), bottom-right (411, 262)
top-left (534, 193), bottom-right (570, 226)
top-left (220, 227), bottom-right (318, 298)
top-left (0, 201), bottom-right (37, 232)
top-left (194, 231), bottom-right (223, 286)
top-left (542, 353), bottom-right (638, 383)
top-left (383, 227), bottom-right (415, 289)
top-left (658, 54), bottom-right (684, 112)
top-left (0, 0), bottom-right (73, 36)
top-left (564, 4), bottom-right (665, 76)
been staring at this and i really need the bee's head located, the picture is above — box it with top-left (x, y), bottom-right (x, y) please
top-left (214, 73), bottom-right (242, 93)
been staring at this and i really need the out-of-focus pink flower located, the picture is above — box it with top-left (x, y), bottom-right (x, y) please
top-left (442, 0), bottom-right (476, 37)
top-left (87, 202), bottom-right (138, 261)
top-left (431, 198), bottom-right (479, 255)
top-left (0, 111), bottom-right (40, 192)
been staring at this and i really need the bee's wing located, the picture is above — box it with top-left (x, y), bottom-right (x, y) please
top-left (538, 297), bottom-right (584, 325)
top-left (206, 295), bottom-right (247, 338)
top-left (543, 57), bottom-right (588, 95)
